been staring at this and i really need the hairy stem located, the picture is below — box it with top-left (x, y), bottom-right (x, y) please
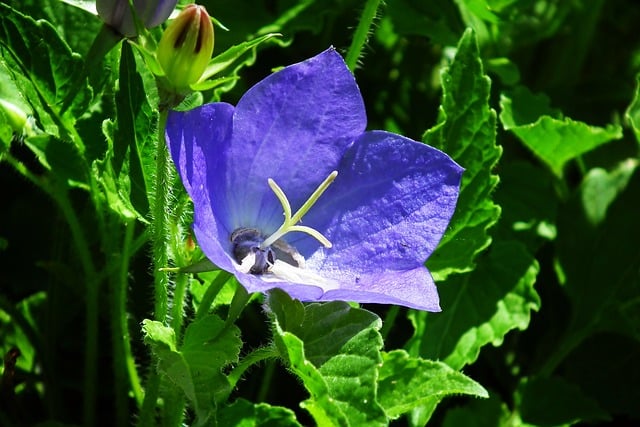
top-left (345, 0), bottom-right (382, 72)
top-left (152, 110), bottom-right (171, 322)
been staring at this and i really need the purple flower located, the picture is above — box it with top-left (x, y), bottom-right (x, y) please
top-left (165, 48), bottom-right (463, 311)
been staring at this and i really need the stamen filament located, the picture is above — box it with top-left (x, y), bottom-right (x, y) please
top-left (267, 178), bottom-right (292, 221)
top-left (261, 171), bottom-right (338, 249)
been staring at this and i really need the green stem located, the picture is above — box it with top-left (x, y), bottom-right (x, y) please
top-left (152, 109), bottom-right (171, 322)
top-left (138, 109), bottom-right (171, 426)
top-left (112, 220), bottom-right (144, 423)
top-left (344, 0), bottom-right (382, 72)
top-left (170, 272), bottom-right (188, 340)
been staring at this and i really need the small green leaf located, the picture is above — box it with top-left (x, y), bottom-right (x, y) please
top-left (517, 376), bottom-right (610, 425)
top-left (378, 350), bottom-right (488, 420)
top-left (580, 162), bottom-right (637, 226)
top-left (218, 399), bottom-right (302, 426)
top-left (142, 319), bottom-right (177, 351)
top-left (143, 315), bottom-right (242, 425)
top-left (500, 85), bottom-right (623, 177)
top-left (407, 241), bottom-right (540, 370)
top-left (424, 28), bottom-right (502, 279)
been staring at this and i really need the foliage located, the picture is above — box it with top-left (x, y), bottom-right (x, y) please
top-left (1, 0), bottom-right (639, 426)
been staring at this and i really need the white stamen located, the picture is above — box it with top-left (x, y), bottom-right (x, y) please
top-left (261, 171), bottom-right (338, 249)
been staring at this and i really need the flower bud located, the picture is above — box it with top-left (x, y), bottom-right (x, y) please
top-left (157, 4), bottom-right (214, 93)
top-left (97, 0), bottom-right (178, 37)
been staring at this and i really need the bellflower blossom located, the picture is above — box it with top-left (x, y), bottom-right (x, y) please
top-left (165, 48), bottom-right (463, 311)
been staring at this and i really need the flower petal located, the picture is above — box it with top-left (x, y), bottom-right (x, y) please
top-left (223, 47), bottom-right (367, 233)
top-left (165, 103), bottom-right (236, 271)
top-left (319, 266), bottom-right (441, 311)
top-left (301, 130), bottom-right (463, 275)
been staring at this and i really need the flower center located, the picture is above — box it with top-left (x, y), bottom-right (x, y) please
top-left (230, 171), bottom-right (337, 275)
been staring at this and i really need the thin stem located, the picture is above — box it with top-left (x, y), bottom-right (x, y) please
top-left (344, 0), bottom-right (382, 72)
top-left (227, 346), bottom-right (279, 391)
top-left (112, 220), bottom-right (144, 418)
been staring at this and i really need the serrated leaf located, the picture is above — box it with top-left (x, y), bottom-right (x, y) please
top-left (517, 376), bottom-right (610, 425)
top-left (269, 290), bottom-right (387, 427)
top-left (277, 330), bottom-right (348, 427)
top-left (218, 399), bottom-right (301, 426)
top-left (143, 315), bottom-right (242, 425)
top-left (423, 28), bottom-right (502, 279)
top-left (0, 4), bottom-right (91, 144)
top-left (500, 85), bottom-right (623, 177)
top-left (378, 350), bottom-right (488, 420)
top-left (407, 241), bottom-right (540, 370)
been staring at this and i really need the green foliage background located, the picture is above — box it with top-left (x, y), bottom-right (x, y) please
top-left (1, 0), bottom-right (639, 426)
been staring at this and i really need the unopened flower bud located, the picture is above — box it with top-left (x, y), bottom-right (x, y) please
top-left (157, 4), bottom-right (214, 93)
top-left (97, 0), bottom-right (178, 37)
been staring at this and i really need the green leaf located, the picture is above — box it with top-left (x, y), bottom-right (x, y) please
top-left (143, 315), bottom-right (242, 425)
top-left (200, 33), bottom-right (281, 81)
top-left (197, 33), bottom-right (281, 98)
top-left (580, 162), bottom-right (637, 226)
top-left (23, 134), bottom-right (88, 187)
top-left (218, 399), bottom-right (302, 426)
top-left (500, 85), bottom-right (623, 177)
top-left (424, 28), bottom-right (502, 279)
top-left (269, 290), bottom-right (387, 427)
top-left (378, 350), bottom-right (488, 420)
top-left (407, 241), bottom-right (540, 370)
top-left (626, 73), bottom-right (640, 145)
top-left (0, 4), bottom-right (91, 143)
top-left (517, 376), bottom-right (610, 425)
top-left (112, 42), bottom-right (156, 216)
